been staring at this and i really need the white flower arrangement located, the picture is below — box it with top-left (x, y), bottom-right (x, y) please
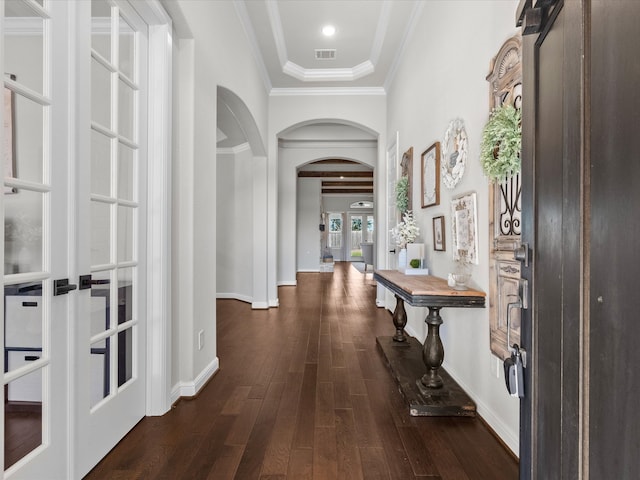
top-left (390, 210), bottom-right (420, 248)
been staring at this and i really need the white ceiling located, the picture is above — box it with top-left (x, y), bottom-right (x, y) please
top-left (214, 1), bottom-right (422, 149)
top-left (238, 0), bottom-right (423, 91)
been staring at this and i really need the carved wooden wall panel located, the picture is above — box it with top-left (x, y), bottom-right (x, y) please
top-left (487, 34), bottom-right (523, 359)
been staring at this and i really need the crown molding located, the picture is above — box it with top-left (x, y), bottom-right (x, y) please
top-left (279, 139), bottom-right (377, 149)
top-left (234, 0), bottom-right (273, 93)
top-left (217, 142), bottom-right (251, 155)
top-left (384, 0), bottom-right (424, 91)
top-left (266, 0), bottom-right (393, 83)
top-left (270, 86), bottom-right (386, 97)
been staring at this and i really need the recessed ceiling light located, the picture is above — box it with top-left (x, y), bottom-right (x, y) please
top-left (322, 25), bottom-right (336, 37)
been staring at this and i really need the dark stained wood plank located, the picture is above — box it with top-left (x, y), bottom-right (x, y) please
top-left (234, 381), bottom-right (285, 479)
top-left (416, 418), bottom-right (471, 480)
top-left (178, 415), bottom-right (236, 479)
top-left (206, 445), bottom-right (244, 479)
top-left (364, 379), bottom-right (418, 480)
top-left (335, 408), bottom-right (364, 480)
top-left (397, 425), bottom-right (440, 476)
top-left (286, 448), bottom-right (313, 480)
top-left (220, 386), bottom-right (252, 415)
top-left (313, 426), bottom-right (338, 479)
top-left (359, 447), bottom-right (391, 480)
top-left (333, 378), bottom-right (351, 409)
top-left (292, 363), bottom-right (317, 449)
top-left (261, 372), bottom-right (303, 476)
top-left (225, 398), bottom-right (263, 446)
top-left (350, 394), bottom-right (382, 447)
top-left (315, 382), bottom-right (335, 427)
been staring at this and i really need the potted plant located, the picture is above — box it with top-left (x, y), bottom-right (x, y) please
top-left (390, 210), bottom-right (419, 270)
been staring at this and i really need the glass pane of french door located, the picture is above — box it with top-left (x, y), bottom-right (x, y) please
top-left (88, 0), bottom-right (140, 412)
top-left (350, 215), bottom-right (363, 259)
top-left (3, 0), bottom-right (70, 476)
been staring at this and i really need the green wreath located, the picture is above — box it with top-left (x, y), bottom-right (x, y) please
top-left (480, 104), bottom-right (522, 181)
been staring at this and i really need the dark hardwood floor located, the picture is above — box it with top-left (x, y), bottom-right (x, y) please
top-left (85, 262), bottom-right (518, 479)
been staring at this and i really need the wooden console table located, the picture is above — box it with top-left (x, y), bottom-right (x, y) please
top-left (373, 270), bottom-right (485, 416)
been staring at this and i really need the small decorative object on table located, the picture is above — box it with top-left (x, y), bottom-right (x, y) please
top-left (390, 211), bottom-right (423, 273)
top-left (451, 257), bottom-right (472, 290)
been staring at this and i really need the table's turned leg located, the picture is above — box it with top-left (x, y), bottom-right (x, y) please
top-left (421, 306), bottom-right (444, 389)
top-left (392, 294), bottom-right (407, 342)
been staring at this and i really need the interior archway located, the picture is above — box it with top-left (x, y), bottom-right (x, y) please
top-left (276, 121), bottom-right (377, 283)
top-left (216, 87), bottom-right (268, 307)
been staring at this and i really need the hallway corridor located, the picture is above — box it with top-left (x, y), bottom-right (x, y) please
top-left (86, 263), bottom-right (518, 479)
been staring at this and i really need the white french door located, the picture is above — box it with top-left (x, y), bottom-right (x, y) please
top-left (1, 0), bottom-right (150, 477)
top-left (383, 133), bottom-right (399, 310)
top-left (74, 1), bottom-right (148, 477)
top-left (2, 0), bottom-right (72, 477)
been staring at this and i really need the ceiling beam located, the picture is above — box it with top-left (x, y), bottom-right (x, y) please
top-left (322, 181), bottom-right (373, 187)
top-left (322, 188), bottom-right (374, 194)
top-left (298, 171), bottom-right (373, 178)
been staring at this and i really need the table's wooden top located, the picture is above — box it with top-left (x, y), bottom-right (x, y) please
top-left (374, 269), bottom-right (485, 308)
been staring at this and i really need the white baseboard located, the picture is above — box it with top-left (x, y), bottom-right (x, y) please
top-left (297, 269), bottom-right (320, 273)
top-left (252, 301), bottom-right (269, 309)
top-left (216, 292), bottom-right (253, 304)
top-left (443, 362), bottom-right (519, 457)
top-left (269, 298), bottom-right (279, 307)
top-left (170, 357), bottom-right (219, 404)
top-left (277, 280), bottom-right (297, 286)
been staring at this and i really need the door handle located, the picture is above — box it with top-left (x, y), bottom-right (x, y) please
top-left (389, 248), bottom-right (396, 254)
top-left (514, 243), bottom-right (529, 267)
top-left (53, 278), bottom-right (78, 296)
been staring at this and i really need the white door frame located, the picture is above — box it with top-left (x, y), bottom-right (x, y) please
top-left (137, 0), bottom-right (173, 419)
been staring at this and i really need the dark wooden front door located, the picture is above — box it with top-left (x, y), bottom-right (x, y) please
top-left (588, 1), bottom-right (640, 477)
top-left (520, 2), bottom-right (583, 478)
top-left (520, 1), bottom-right (640, 478)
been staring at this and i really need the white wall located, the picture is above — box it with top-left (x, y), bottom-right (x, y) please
top-left (296, 178), bottom-right (321, 272)
top-left (167, 0), bottom-right (268, 395)
top-left (216, 147), bottom-right (254, 302)
top-left (386, 0), bottom-right (520, 454)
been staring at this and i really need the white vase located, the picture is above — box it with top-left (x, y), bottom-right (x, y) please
top-left (397, 248), bottom-right (407, 271)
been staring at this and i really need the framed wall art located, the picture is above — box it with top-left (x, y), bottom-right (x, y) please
top-left (442, 118), bottom-right (468, 189)
top-left (433, 215), bottom-right (445, 251)
top-left (421, 141), bottom-right (440, 208)
top-left (451, 191), bottom-right (478, 264)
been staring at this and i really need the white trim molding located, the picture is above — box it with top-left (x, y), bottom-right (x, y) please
top-left (170, 357), bottom-right (220, 404)
top-left (145, 11), bottom-right (173, 417)
top-left (270, 87), bottom-right (386, 97)
top-left (217, 292), bottom-right (253, 304)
